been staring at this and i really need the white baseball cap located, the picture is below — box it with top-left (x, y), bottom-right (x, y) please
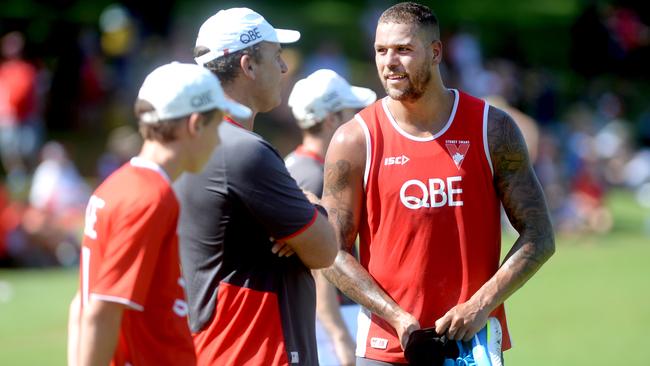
top-left (195, 7), bottom-right (301, 66)
top-left (137, 62), bottom-right (251, 123)
top-left (288, 69), bottom-right (377, 129)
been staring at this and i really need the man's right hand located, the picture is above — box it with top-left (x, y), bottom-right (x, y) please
top-left (301, 188), bottom-right (320, 205)
top-left (392, 311), bottom-right (421, 351)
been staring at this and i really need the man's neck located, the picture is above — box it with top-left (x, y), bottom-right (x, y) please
top-left (137, 141), bottom-right (180, 181)
top-left (387, 83), bottom-right (455, 137)
top-left (300, 134), bottom-right (327, 159)
top-left (222, 81), bottom-right (257, 131)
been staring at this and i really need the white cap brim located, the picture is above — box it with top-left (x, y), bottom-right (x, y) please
top-left (221, 99), bottom-right (252, 120)
top-left (343, 86), bottom-right (377, 108)
top-left (275, 28), bottom-right (301, 43)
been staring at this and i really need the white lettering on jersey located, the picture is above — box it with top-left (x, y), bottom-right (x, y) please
top-left (370, 337), bottom-right (388, 349)
top-left (84, 195), bottom-right (105, 239)
top-left (384, 155), bottom-right (410, 166)
top-left (173, 276), bottom-right (189, 317)
top-left (400, 176), bottom-right (463, 209)
top-left (172, 299), bottom-right (189, 317)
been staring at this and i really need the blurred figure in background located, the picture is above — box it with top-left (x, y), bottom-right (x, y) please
top-left (286, 69), bottom-right (376, 366)
top-left (24, 141), bottom-right (91, 266)
top-left (0, 182), bottom-right (22, 266)
top-left (302, 40), bottom-right (351, 79)
top-left (30, 141), bottom-right (90, 222)
top-left (96, 125), bottom-right (142, 182)
top-left (0, 31), bottom-right (43, 196)
top-left (555, 104), bottom-right (614, 235)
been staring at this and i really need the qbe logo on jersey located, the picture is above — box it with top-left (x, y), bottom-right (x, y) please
top-left (400, 176), bottom-right (463, 209)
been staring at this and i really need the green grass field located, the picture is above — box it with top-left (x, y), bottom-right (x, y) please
top-left (0, 191), bottom-right (648, 365)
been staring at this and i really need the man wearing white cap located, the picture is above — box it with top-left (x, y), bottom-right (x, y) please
top-left (66, 62), bottom-right (251, 366)
top-left (175, 8), bottom-right (338, 366)
top-left (285, 69), bottom-right (376, 366)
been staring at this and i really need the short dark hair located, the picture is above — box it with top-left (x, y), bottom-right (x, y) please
top-left (303, 111), bottom-right (343, 136)
top-left (134, 99), bottom-right (217, 142)
top-left (194, 44), bottom-right (263, 85)
top-left (304, 120), bottom-right (324, 135)
top-left (378, 2), bottom-right (440, 40)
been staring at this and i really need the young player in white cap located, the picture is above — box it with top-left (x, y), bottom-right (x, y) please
top-left (66, 62), bottom-right (250, 366)
top-left (175, 8), bottom-right (338, 365)
top-left (285, 69), bottom-right (376, 366)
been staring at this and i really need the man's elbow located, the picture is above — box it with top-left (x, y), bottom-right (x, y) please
top-left (306, 244), bottom-right (337, 269)
top-left (543, 235), bottom-right (555, 261)
top-left (534, 228), bottom-right (555, 264)
top-left (323, 243), bottom-right (338, 267)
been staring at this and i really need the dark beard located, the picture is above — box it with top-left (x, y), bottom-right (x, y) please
top-left (383, 67), bottom-right (431, 102)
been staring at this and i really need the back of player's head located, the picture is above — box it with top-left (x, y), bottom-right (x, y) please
top-left (288, 69), bottom-right (376, 130)
top-left (379, 2), bottom-right (440, 41)
top-left (193, 7), bottom-right (300, 85)
top-left (135, 62), bottom-right (250, 142)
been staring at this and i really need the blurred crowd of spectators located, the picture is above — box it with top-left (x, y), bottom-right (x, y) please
top-left (1, 1), bottom-right (649, 267)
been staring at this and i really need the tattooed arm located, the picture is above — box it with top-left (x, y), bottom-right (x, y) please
top-left (435, 106), bottom-right (555, 341)
top-left (321, 120), bottom-right (420, 350)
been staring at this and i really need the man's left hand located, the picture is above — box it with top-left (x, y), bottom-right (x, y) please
top-left (434, 299), bottom-right (490, 342)
top-left (271, 240), bottom-right (295, 257)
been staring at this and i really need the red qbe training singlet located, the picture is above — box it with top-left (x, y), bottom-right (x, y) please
top-left (80, 159), bottom-right (195, 366)
top-left (355, 90), bottom-right (511, 363)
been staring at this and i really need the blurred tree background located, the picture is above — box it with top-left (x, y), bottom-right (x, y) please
top-left (1, 0), bottom-right (648, 251)
top-left (1, 1), bottom-right (650, 364)
top-left (1, 0), bottom-right (648, 173)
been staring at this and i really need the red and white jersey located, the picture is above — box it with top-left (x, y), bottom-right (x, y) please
top-left (80, 157), bottom-right (195, 366)
top-left (355, 90), bottom-right (511, 363)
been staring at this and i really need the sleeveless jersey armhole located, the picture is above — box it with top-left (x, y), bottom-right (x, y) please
top-left (355, 113), bottom-right (372, 191)
top-left (482, 102), bottom-right (494, 178)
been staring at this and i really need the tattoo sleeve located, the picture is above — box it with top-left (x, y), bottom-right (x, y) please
top-left (320, 135), bottom-right (408, 327)
top-left (323, 160), bottom-right (357, 252)
top-left (477, 107), bottom-right (555, 310)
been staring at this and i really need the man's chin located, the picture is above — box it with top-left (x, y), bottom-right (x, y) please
top-left (387, 89), bottom-right (420, 102)
top-left (385, 87), bottom-right (405, 100)
top-left (260, 97), bottom-right (282, 113)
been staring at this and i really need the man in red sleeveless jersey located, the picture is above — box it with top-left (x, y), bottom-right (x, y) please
top-left (66, 62), bottom-right (251, 366)
top-left (321, 2), bottom-right (555, 365)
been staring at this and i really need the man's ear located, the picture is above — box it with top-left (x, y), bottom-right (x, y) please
top-left (187, 113), bottom-right (203, 137)
top-left (240, 54), bottom-right (256, 80)
top-left (323, 113), bottom-right (337, 130)
top-left (431, 40), bottom-right (443, 64)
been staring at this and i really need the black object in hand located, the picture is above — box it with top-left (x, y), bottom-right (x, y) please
top-left (404, 327), bottom-right (459, 366)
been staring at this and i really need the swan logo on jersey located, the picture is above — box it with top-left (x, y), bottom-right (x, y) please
top-left (445, 140), bottom-right (470, 169)
top-left (384, 155), bottom-right (410, 166)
